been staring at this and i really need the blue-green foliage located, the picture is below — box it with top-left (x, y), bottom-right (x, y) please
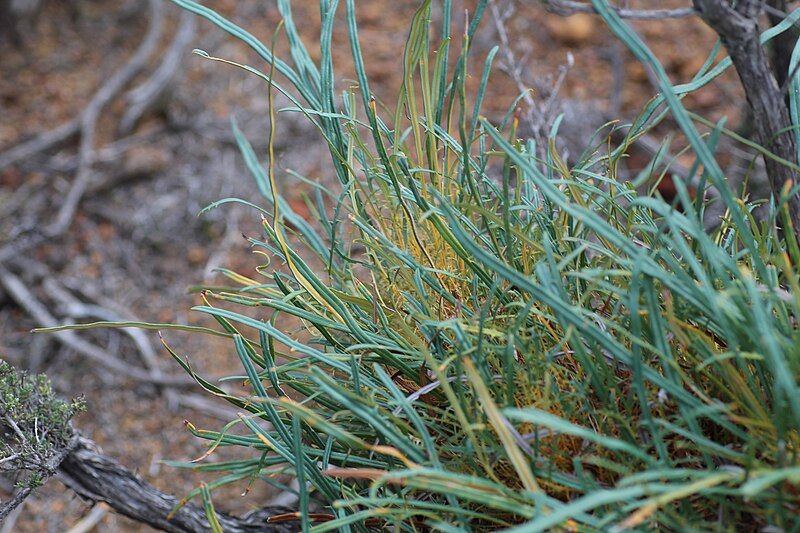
top-left (44, 1), bottom-right (800, 530)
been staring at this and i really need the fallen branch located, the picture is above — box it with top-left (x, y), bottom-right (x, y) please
top-left (49, 0), bottom-right (165, 236)
top-left (544, 0), bottom-right (695, 20)
top-left (0, 265), bottom-right (192, 387)
top-left (46, 278), bottom-right (181, 407)
top-left (0, 119), bottom-right (80, 173)
top-left (0, 488), bottom-right (32, 524)
top-left (693, 0), bottom-right (800, 231)
top-left (64, 504), bottom-right (108, 533)
top-left (0, 360), bottom-right (81, 522)
top-left (0, 1), bottom-right (163, 175)
top-left (490, 0), bottom-right (574, 156)
top-left (59, 437), bottom-right (297, 533)
top-left (0, 499), bottom-right (25, 533)
top-left (2, 361), bottom-right (294, 531)
top-left (45, 125), bottom-right (167, 184)
top-left (120, 10), bottom-right (197, 135)
top-left (0, 0), bottom-right (166, 266)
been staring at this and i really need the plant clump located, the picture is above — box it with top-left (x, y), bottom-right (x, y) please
top-left (45, 0), bottom-right (800, 530)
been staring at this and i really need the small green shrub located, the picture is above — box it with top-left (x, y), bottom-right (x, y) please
top-left (0, 360), bottom-right (85, 493)
top-left (45, 1), bottom-right (800, 530)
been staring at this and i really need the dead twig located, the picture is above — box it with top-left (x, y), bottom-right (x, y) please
top-left (44, 125), bottom-right (167, 178)
top-left (58, 436), bottom-right (297, 533)
top-left (490, 0), bottom-right (574, 155)
top-left (544, 1), bottom-right (695, 20)
top-left (1, 261), bottom-right (244, 415)
top-left (0, 174), bottom-right (45, 220)
top-left (0, 487), bottom-right (33, 523)
top-left (64, 504), bottom-right (108, 533)
top-left (0, 498), bottom-right (25, 533)
top-left (120, 11), bottom-right (196, 135)
top-left (0, 265), bottom-right (192, 387)
top-left (53, 278), bottom-right (244, 419)
top-left (0, 431), bottom-right (78, 523)
top-left (0, 119), bottom-right (81, 173)
top-left (0, 0), bottom-right (165, 265)
top-left (49, 0), bottom-right (165, 236)
top-left (44, 277), bottom-right (180, 408)
top-left (0, 1), bottom-right (163, 175)
top-left (173, 394), bottom-right (242, 422)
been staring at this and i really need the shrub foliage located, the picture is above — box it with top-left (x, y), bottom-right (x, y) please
top-left (0, 361), bottom-right (84, 494)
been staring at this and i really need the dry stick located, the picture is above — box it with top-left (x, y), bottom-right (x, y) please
top-left (0, 432), bottom-right (78, 522)
top-left (0, 266), bottom-right (192, 387)
top-left (0, 174), bottom-right (44, 219)
top-left (9, 127), bottom-right (169, 235)
top-left (6, 260), bottom-right (243, 420)
top-left (544, 0), bottom-right (695, 20)
top-left (0, 1), bottom-right (163, 174)
top-left (58, 437), bottom-right (297, 533)
top-left (45, 125), bottom-right (167, 177)
top-left (173, 393), bottom-right (242, 422)
top-left (41, 270), bottom-right (165, 380)
top-left (693, 0), bottom-right (800, 230)
top-left (0, 0), bottom-right (165, 265)
top-left (119, 10), bottom-right (196, 135)
top-left (64, 504), bottom-right (108, 533)
top-left (0, 499), bottom-right (25, 533)
top-left (45, 280), bottom-right (179, 407)
top-left (764, 2), bottom-right (800, 34)
top-left (490, 0), bottom-right (540, 135)
top-left (53, 302), bottom-right (240, 417)
top-left (494, 1), bottom-right (692, 180)
top-left (0, 232), bottom-right (44, 265)
top-left (0, 119), bottom-right (80, 172)
top-left (491, 0), bottom-right (574, 162)
top-left (54, 280), bottom-right (242, 420)
top-left (0, 487), bottom-right (32, 523)
top-left (766, 2), bottom-right (800, 103)
top-left (49, 0), bottom-right (165, 236)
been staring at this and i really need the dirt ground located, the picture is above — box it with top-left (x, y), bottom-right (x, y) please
top-left (0, 1), bottom-right (746, 530)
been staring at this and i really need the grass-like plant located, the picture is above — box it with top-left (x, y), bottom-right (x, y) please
top-left (43, 0), bottom-right (800, 530)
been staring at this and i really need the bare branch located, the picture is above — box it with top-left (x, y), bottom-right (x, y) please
top-left (49, 0), bottom-right (165, 236)
top-left (0, 1), bottom-right (163, 175)
top-left (0, 119), bottom-right (80, 172)
top-left (64, 504), bottom-right (108, 533)
top-left (119, 11), bottom-right (196, 135)
top-left (490, 0), bottom-right (574, 156)
top-left (0, 266), bottom-right (192, 387)
top-left (0, 1), bottom-right (167, 266)
top-left (0, 487), bottom-right (33, 523)
top-left (59, 437), bottom-right (297, 533)
top-left (544, 1), bottom-right (695, 20)
top-left (693, 0), bottom-right (800, 230)
top-left (0, 498), bottom-right (25, 533)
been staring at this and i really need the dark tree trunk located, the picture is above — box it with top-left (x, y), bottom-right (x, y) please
top-left (766, 0), bottom-right (796, 92)
top-left (693, 0), bottom-right (800, 233)
top-left (58, 437), bottom-right (298, 533)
